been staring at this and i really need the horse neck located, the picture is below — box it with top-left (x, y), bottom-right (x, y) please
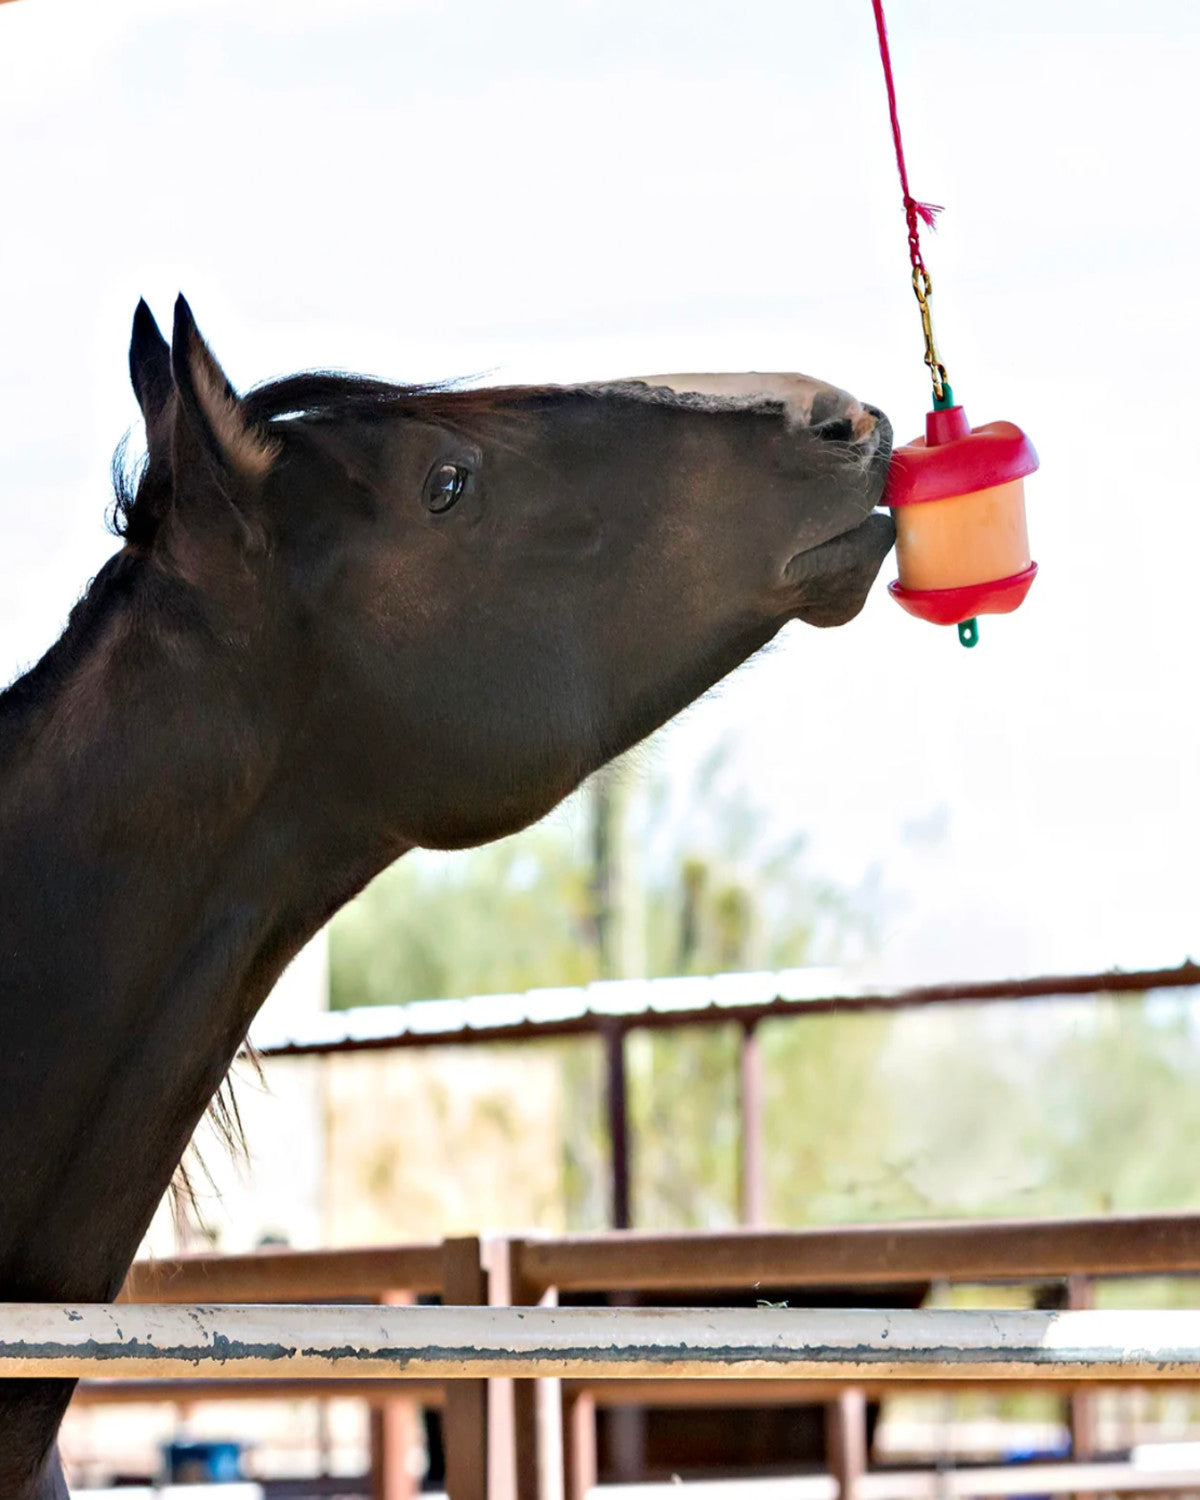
top-left (0, 581), bottom-right (374, 1303)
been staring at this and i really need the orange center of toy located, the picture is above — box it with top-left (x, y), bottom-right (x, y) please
top-left (894, 477), bottom-right (1031, 593)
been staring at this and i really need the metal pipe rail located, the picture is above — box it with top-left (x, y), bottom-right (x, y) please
top-left (8, 1305), bottom-right (1200, 1382)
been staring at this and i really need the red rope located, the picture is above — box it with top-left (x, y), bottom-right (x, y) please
top-left (870, 0), bottom-right (942, 280)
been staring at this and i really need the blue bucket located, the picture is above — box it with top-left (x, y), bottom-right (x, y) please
top-left (164, 1440), bottom-right (245, 1483)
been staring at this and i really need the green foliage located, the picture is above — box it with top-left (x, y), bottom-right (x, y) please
top-left (762, 994), bottom-right (1200, 1228)
top-left (329, 741), bottom-right (861, 1008)
top-left (629, 1025), bottom-right (742, 1230)
top-left (329, 820), bottom-right (598, 1008)
top-left (762, 1011), bottom-right (899, 1225)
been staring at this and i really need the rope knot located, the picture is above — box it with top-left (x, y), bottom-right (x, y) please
top-left (906, 197), bottom-right (944, 231)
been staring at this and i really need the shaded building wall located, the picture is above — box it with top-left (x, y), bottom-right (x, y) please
top-left (325, 1041), bottom-right (567, 1243)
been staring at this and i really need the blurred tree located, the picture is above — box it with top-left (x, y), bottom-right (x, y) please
top-left (329, 823), bottom-right (598, 1008)
top-left (329, 738), bottom-right (874, 1008)
top-left (779, 993), bottom-right (1200, 1228)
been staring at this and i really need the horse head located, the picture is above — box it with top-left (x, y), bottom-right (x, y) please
top-left (127, 297), bottom-right (893, 851)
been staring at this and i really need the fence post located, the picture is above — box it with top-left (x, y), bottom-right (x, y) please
top-left (442, 1236), bottom-right (488, 1500)
top-left (1068, 1274), bottom-right (1096, 1500)
top-left (369, 1290), bottom-right (421, 1500)
top-left (825, 1388), bottom-right (868, 1500)
top-left (562, 1387), bottom-right (598, 1500)
top-left (499, 1238), bottom-right (563, 1500)
top-left (485, 1237), bottom-right (517, 1500)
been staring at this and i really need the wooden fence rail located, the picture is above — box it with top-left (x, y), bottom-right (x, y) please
top-left (508, 1213), bottom-right (1200, 1295)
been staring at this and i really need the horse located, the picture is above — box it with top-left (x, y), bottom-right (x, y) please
top-left (0, 294), bottom-right (893, 1496)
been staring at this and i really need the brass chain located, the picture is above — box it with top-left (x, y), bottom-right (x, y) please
top-left (911, 265), bottom-right (949, 401)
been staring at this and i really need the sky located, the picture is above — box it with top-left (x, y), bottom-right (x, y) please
top-left (1, 0), bottom-right (1197, 985)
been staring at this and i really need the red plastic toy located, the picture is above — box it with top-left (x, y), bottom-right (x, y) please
top-left (885, 401), bottom-right (1039, 643)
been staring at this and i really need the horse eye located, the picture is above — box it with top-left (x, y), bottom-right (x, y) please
top-left (424, 462), bottom-right (471, 514)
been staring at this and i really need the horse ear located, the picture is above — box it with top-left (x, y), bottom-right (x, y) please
top-left (129, 299), bottom-right (173, 438)
top-left (170, 295), bottom-right (278, 480)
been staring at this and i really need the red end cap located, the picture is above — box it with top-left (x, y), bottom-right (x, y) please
top-left (885, 409), bottom-right (1039, 507)
top-left (888, 563), bottom-right (1038, 625)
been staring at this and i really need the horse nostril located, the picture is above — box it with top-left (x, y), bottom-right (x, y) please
top-left (813, 407), bottom-right (885, 461)
top-left (814, 417), bottom-right (857, 444)
top-left (852, 409), bottom-right (880, 444)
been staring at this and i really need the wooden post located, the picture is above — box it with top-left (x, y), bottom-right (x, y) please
top-left (370, 1401), bottom-right (421, 1500)
top-left (1067, 1275), bottom-right (1096, 1500)
top-left (442, 1237), bottom-right (488, 1500)
top-left (562, 1388), bottom-right (598, 1500)
top-left (739, 1018), bottom-right (766, 1226)
top-left (825, 1388), bottom-right (868, 1500)
top-left (485, 1238), bottom-right (517, 1500)
top-left (502, 1239), bottom-right (564, 1500)
top-left (369, 1290), bottom-right (421, 1500)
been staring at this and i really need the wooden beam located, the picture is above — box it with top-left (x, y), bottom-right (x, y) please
top-left (512, 1212), bottom-right (1200, 1295)
top-left (11, 1305), bottom-right (1200, 1381)
top-left (563, 1376), bottom-right (1141, 1405)
top-left (72, 1377), bottom-right (445, 1405)
top-left (121, 1242), bottom-right (443, 1302)
top-left (441, 1237), bottom-right (488, 1500)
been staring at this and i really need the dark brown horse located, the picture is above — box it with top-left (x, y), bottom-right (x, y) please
top-left (0, 296), bottom-right (892, 1496)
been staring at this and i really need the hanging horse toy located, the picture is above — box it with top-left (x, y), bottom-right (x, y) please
top-left (872, 0), bottom-right (1038, 649)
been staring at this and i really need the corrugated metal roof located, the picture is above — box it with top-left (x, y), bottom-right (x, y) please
top-left (251, 962), bottom-right (1200, 1057)
top-left (250, 967), bottom-right (845, 1051)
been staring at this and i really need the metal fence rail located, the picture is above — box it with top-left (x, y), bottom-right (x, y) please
top-left (9, 1305), bottom-right (1200, 1382)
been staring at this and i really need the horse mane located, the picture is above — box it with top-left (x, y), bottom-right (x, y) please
top-left (241, 371), bottom-right (531, 426)
top-left (0, 549), bottom-right (152, 758)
